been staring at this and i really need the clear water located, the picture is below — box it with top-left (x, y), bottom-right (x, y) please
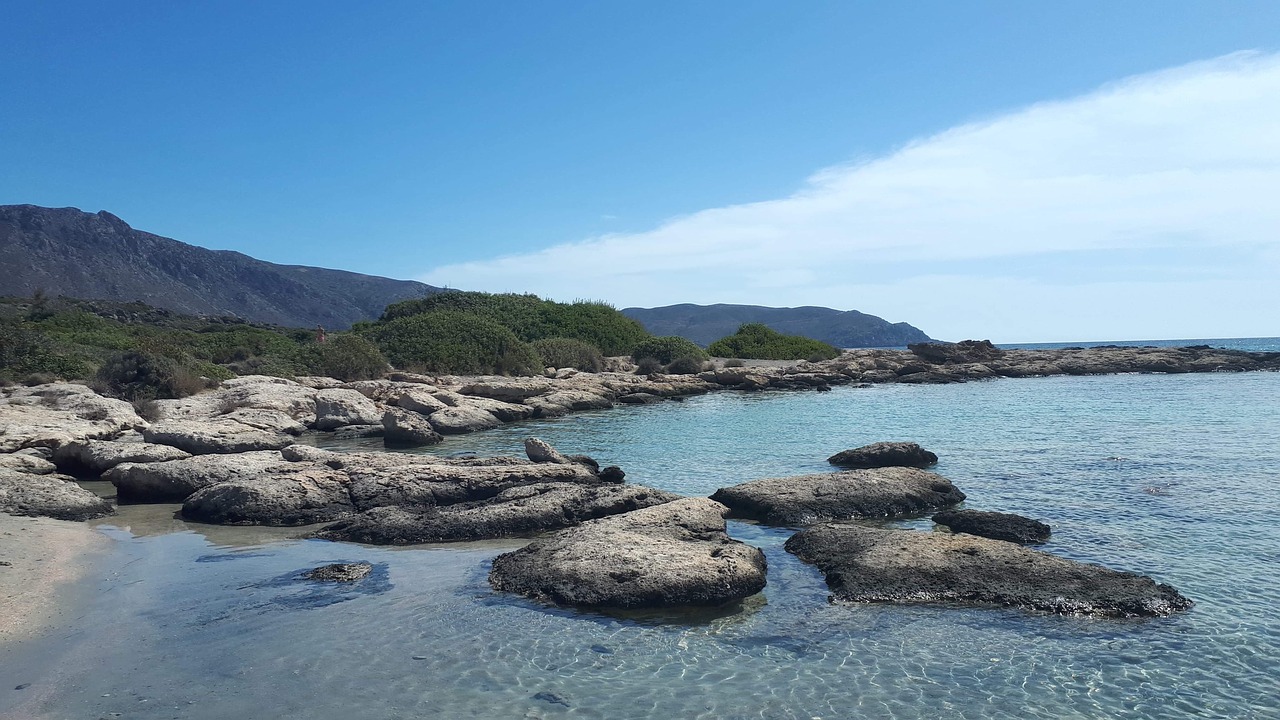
top-left (5, 371), bottom-right (1280, 719)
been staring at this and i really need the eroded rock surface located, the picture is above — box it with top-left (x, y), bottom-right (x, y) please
top-left (711, 467), bottom-right (965, 526)
top-left (827, 442), bottom-right (938, 469)
top-left (144, 419), bottom-right (293, 455)
top-left (53, 439), bottom-right (191, 476)
top-left (488, 498), bottom-right (766, 609)
top-left (0, 468), bottom-right (114, 520)
top-left (107, 451), bottom-right (290, 502)
top-left (784, 524), bottom-right (1191, 617)
top-left (181, 466), bottom-right (355, 526)
top-left (932, 509), bottom-right (1051, 544)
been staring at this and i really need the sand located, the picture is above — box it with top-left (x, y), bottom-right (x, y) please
top-left (0, 513), bottom-right (110, 645)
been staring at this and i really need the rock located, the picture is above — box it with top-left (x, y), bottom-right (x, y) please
top-left (52, 440), bottom-right (191, 476)
top-left (428, 406), bottom-right (502, 434)
top-left (106, 450), bottom-right (289, 503)
top-left (0, 384), bottom-right (144, 451)
top-left (303, 562), bottom-right (372, 582)
top-left (205, 377), bottom-right (318, 421)
top-left (464, 396), bottom-right (536, 423)
top-left (144, 419), bottom-right (293, 455)
top-left (710, 467), bottom-right (965, 526)
top-left (332, 424), bottom-right (385, 439)
top-left (313, 389), bottom-right (382, 430)
top-left (0, 453), bottom-right (57, 475)
top-left (340, 379), bottom-right (414, 402)
top-left (317, 483), bottom-right (680, 544)
top-left (181, 466), bottom-right (355, 526)
top-left (0, 469), bottom-right (114, 520)
top-left (525, 438), bottom-right (569, 464)
top-left (382, 408), bottom-right (443, 447)
top-left (524, 390), bottom-right (613, 417)
top-left (293, 376), bottom-right (347, 390)
top-left (784, 524), bottom-right (1191, 617)
top-left (617, 393), bottom-right (664, 404)
top-left (908, 339), bottom-right (1005, 364)
top-left (343, 461), bottom-right (605, 510)
top-left (564, 454), bottom-right (599, 472)
top-left (932, 509), bottom-right (1051, 544)
top-left (393, 387), bottom-right (449, 416)
top-left (488, 498), bottom-right (766, 609)
top-left (218, 408), bottom-right (308, 435)
top-left (827, 442), bottom-right (939, 469)
top-left (598, 466), bottom-right (626, 482)
top-left (458, 378), bottom-right (553, 402)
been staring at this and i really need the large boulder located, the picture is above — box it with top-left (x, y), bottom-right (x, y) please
top-left (181, 466), bottom-right (355, 526)
top-left (313, 389), bottom-right (382, 430)
top-left (318, 482), bottom-right (680, 544)
top-left (343, 461), bottom-right (606, 510)
top-left (105, 450), bottom-right (290, 503)
top-left (827, 442), bottom-right (938, 469)
top-left (0, 384), bottom-right (144, 452)
top-left (524, 438), bottom-right (569, 464)
top-left (53, 440), bottom-right (191, 476)
top-left (381, 408), bottom-right (443, 447)
top-left (710, 467), bottom-right (964, 526)
top-left (393, 388), bottom-right (449, 416)
top-left (428, 405), bottom-right (502, 434)
top-left (932, 509), bottom-right (1051, 544)
top-left (0, 453), bottom-right (57, 475)
top-left (488, 498), bottom-right (766, 609)
top-left (217, 408), bottom-right (309, 436)
top-left (0, 468), bottom-right (114, 521)
top-left (907, 339), bottom-right (1004, 364)
top-left (784, 524), bottom-right (1191, 617)
top-left (143, 419), bottom-right (294, 455)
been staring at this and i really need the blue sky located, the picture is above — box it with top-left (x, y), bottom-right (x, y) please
top-left (4, 2), bottom-right (1279, 342)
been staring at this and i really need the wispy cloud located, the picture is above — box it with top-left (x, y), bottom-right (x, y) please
top-left (422, 52), bottom-right (1280, 342)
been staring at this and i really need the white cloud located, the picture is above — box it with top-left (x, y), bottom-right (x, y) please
top-left (422, 52), bottom-right (1280, 342)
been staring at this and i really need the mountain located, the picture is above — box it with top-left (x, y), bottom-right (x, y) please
top-left (0, 205), bottom-right (441, 329)
top-left (622, 303), bottom-right (933, 348)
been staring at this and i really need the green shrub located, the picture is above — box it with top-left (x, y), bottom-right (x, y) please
top-left (94, 351), bottom-right (208, 401)
top-left (707, 323), bottom-right (839, 361)
top-left (314, 333), bottom-right (388, 381)
top-left (634, 357), bottom-right (663, 375)
top-left (723, 358), bottom-right (746, 368)
top-left (630, 336), bottom-right (708, 365)
top-left (664, 356), bottom-right (706, 375)
top-left (533, 337), bottom-right (604, 372)
top-left (367, 311), bottom-right (541, 376)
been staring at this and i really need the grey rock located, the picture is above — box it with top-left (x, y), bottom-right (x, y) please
top-left (458, 378), bottom-right (553, 401)
top-left (827, 441), bottom-right (939, 469)
top-left (393, 387), bottom-right (448, 416)
top-left (218, 407), bottom-right (308, 435)
top-left (617, 393), bottom-right (664, 404)
top-left (313, 389), bottom-right (382, 430)
top-left (52, 440), bottom-right (191, 476)
top-left (932, 509), bottom-right (1051, 544)
top-left (143, 419), bottom-right (293, 455)
top-left (344, 461), bottom-right (605, 510)
top-left (106, 450), bottom-right (289, 503)
top-left (181, 466), bottom-right (355, 526)
top-left (488, 498), bottom-right (766, 609)
top-left (0, 453), bottom-right (57, 475)
top-left (525, 438), bottom-right (569, 464)
top-left (382, 408), bottom-right (443, 447)
top-left (428, 405), bottom-right (501, 434)
top-left (332, 424), bottom-right (385, 439)
top-left (710, 467), bottom-right (965, 526)
top-left (785, 524), bottom-right (1191, 617)
top-left (0, 468), bottom-right (114, 521)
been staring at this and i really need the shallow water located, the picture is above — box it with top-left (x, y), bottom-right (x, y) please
top-left (6, 371), bottom-right (1280, 719)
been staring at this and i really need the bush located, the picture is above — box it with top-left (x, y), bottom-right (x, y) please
top-left (634, 357), bottom-right (663, 375)
top-left (707, 323), bottom-right (839, 361)
top-left (132, 399), bottom-right (162, 422)
top-left (630, 336), bottom-right (708, 365)
top-left (665, 356), bottom-right (706, 375)
top-left (94, 351), bottom-right (208, 401)
top-left (533, 338), bottom-right (604, 372)
top-left (367, 311), bottom-right (542, 376)
top-left (723, 358), bottom-right (746, 368)
top-left (315, 333), bottom-right (388, 381)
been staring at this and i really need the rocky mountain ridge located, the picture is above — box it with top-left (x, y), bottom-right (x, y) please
top-left (622, 303), bottom-right (932, 348)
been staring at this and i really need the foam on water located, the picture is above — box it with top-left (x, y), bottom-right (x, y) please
top-left (4, 371), bottom-right (1278, 719)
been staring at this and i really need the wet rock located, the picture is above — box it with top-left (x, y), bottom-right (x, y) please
top-left (382, 408), bottom-right (443, 447)
top-left (52, 439), bottom-right (191, 476)
top-left (313, 389), bottom-right (382, 430)
top-left (0, 453), bottom-right (57, 475)
top-left (181, 466), bottom-right (355, 526)
top-left (317, 483), bottom-right (680, 544)
top-left (827, 441), bottom-right (939, 469)
top-left (428, 405), bottom-right (502, 434)
top-left (598, 466), bottom-right (626, 482)
top-left (143, 419), bottom-right (293, 455)
top-left (0, 468), bottom-right (114, 521)
top-left (488, 498), bottom-right (766, 609)
top-left (710, 467), bottom-right (965, 526)
top-left (932, 509), bottom-right (1051, 544)
top-left (106, 450), bottom-right (289, 503)
top-left (784, 524), bottom-right (1191, 617)
top-left (304, 562), bottom-right (373, 582)
top-left (525, 438), bottom-right (569, 464)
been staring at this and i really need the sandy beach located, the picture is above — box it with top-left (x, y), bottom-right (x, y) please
top-left (0, 513), bottom-right (109, 646)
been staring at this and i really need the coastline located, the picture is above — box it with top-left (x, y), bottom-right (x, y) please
top-left (0, 514), bottom-right (109, 645)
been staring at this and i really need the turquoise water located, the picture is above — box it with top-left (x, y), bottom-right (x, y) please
top-left (6, 371), bottom-right (1280, 719)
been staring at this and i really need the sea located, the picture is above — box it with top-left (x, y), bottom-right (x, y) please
top-left (2, 338), bottom-right (1278, 719)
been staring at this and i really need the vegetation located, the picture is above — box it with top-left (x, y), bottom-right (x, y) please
top-left (92, 350), bottom-right (209, 401)
top-left (533, 337), bottom-right (604, 372)
top-left (707, 323), bottom-right (840, 361)
top-left (312, 333), bottom-right (388, 381)
top-left (365, 311), bottom-right (542, 376)
top-left (664, 356), bottom-right (707, 375)
top-left (630, 336), bottom-right (708, 365)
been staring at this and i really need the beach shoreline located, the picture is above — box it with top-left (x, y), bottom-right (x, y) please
top-left (0, 514), bottom-right (109, 646)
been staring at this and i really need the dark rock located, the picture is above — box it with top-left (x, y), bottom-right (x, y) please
top-left (827, 441), bottom-right (938, 469)
top-left (0, 468), bottom-right (114, 521)
top-left (598, 466), bottom-right (626, 482)
top-left (710, 467), bottom-right (964, 526)
top-left (565, 454), bottom-right (600, 472)
top-left (489, 498), bottom-right (766, 609)
top-left (303, 562), bottom-right (373, 582)
top-left (617, 393), bottom-right (664, 404)
top-left (785, 524), bottom-right (1191, 617)
top-left (908, 339), bottom-right (1004, 364)
top-left (932, 509), bottom-right (1051, 544)
top-left (332, 424), bottom-right (384, 439)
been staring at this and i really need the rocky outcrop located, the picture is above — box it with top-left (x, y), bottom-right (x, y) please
top-left (52, 439), bottom-right (191, 476)
top-left (785, 524), bottom-right (1191, 617)
top-left (488, 498), bottom-right (766, 609)
top-left (428, 406), bottom-right (501, 434)
top-left (710, 467), bottom-right (965, 526)
top-left (932, 509), bottom-right (1051, 544)
top-left (827, 441), bottom-right (938, 469)
top-left (908, 339), bottom-right (1004, 364)
top-left (0, 453), bottom-right (57, 474)
top-left (525, 438), bottom-right (570, 464)
top-left (342, 461), bottom-right (605, 510)
top-left (106, 450), bottom-right (290, 503)
top-left (381, 408), bottom-right (443, 447)
top-left (392, 387), bottom-right (448, 415)
top-left (316, 483), bottom-right (681, 544)
top-left (459, 378), bottom-right (553, 402)
top-left (181, 466), bottom-right (355, 526)
top-left (144, 419), bottom-right (293, 455)
top-left (0, 384), bottom-right (144, 452)
top-left (0, 468), bottom-right (114, 521)
top-left (313, 389), bottom-right (382, 430)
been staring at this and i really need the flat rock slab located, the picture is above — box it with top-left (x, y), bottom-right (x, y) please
top-left (181, 467), bottom-right (355, 526)
top-left (489, 497), bottom-right (767, 610)
top-left (144, 420), bottom-right (293, 455)
top-left (52, 440), bottom-right (191, 476)
top-left (784, 524), bottom-right (1191, 617)
top-left (710, 467), bottom-right (965, 526)
top-left (315, 482), bottom-right (681, 544)
top-left (106, 451), bottom-right (289, 503)
top-left (827, 441), bottom-right (938, 469)
top-left (0, 453), bottom-right (57, 475)
top-left (932, 509), bottom-right (1051, 544)
top-left (0, 468), bottom-right (114, 521)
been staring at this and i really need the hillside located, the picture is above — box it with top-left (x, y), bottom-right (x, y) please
top-left (622, 303), bottom-right (933, 348)
top-left (0, 204), bottom-right (440, 329)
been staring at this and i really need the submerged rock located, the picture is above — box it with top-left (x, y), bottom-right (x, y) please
top-left (488, 498), bottom-right (766, 609)
top-left (827, 441), bottom-right (938, 469)
top-left (784, 524), bottom-right (1191, 617)
top-left (0, 468), bottom-right (114, 521)
top-left (710, 467), bottom-right (965, 526)
top-left (304, 562), bottom-right (373, 582)
top-left (932, 509), bottom-right (1051, 544)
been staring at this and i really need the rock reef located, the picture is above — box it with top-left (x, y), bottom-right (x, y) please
top-left (932, 509), bottom-right (1051, 544)
top-left (711, 467), bottom-right (965, 526)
